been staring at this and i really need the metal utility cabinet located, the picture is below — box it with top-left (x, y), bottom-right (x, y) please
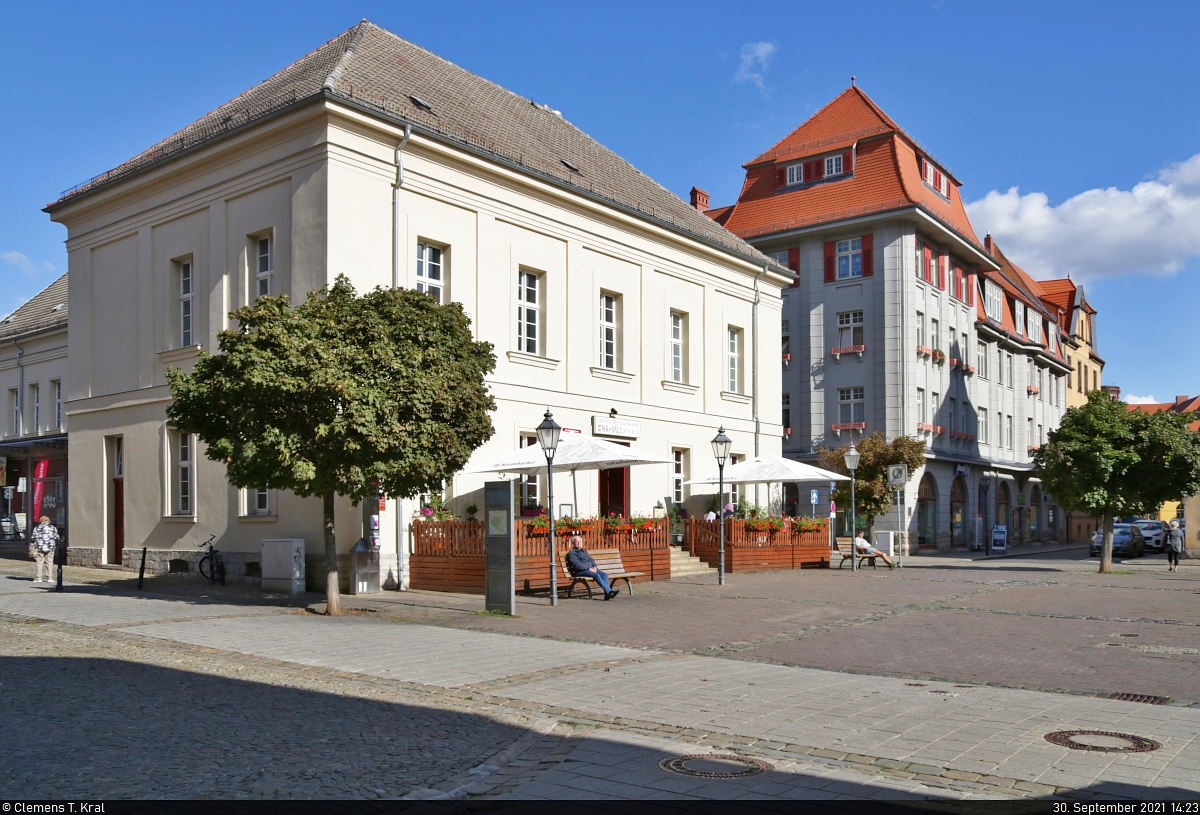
top-left (261, 539), bottom-right (305, 594)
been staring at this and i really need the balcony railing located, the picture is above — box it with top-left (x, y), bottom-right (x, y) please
top-left (831, 344), bottom-right (865, 361)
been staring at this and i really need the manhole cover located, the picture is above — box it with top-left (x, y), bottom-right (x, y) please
top-left (659, 753), bottom-right (773, 778)
top-left (1045, 730), bottom-right (1161, 752)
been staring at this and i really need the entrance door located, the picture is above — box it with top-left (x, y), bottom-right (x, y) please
top-left (112, 478), bottom-right (124, 564)
top-left (917, 473), bottom-right (937, 548)
top-left (599, 467), bottom-right (628, 517)
top-left (949, 476), bottom-right (967, 548)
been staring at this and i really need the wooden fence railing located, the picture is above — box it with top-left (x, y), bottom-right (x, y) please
top-left (410, 518), bottom-right (672, 594)
top-left (684, 518), bottom-right (831, 572)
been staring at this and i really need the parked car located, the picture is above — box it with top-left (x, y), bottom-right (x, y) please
top-left (1090, 524), bottom-right (1146, 558)
top-left (1134, 520), bottom-right (1167, 551)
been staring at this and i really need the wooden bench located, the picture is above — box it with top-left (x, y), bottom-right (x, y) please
top-left (561, 548), bottom-right (643, 599)
top-left (834, 539), bottom-right (880, 569)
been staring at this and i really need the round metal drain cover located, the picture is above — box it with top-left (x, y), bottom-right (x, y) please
top-left (659, 753), bottom-right (773, 778)
top-left (1045, 730), bottom-right (1161, 753)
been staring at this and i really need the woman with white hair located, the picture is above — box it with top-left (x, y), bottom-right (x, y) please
top-left (1165, 520), bottom-right (1185, 573)
top-left (31, 516), bottom-right (60, 583)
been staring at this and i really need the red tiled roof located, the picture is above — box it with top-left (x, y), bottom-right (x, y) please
top-left (977, 240), bottom-right (1068, 362)
top-left (1127, 396), bottom-right (1200, 431)
top-left (718, 85), bottom-right (983, 254)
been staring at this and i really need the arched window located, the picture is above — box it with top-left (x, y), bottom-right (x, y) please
top-left (997, 481), bottom-right (1011, 530)
top-left (917, 473), bottom-right (938, 548)
top-left (950, 476), bottom-right (968, 548)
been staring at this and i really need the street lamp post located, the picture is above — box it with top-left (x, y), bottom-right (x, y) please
top-left (844, 443), bottom-right (861, 572)
top-left (711, 426), bottom-right (732, 586)
top-left (536, 409), bottom-right (562, 607)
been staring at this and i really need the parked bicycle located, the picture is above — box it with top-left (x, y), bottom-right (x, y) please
top-left (198, 534), bottom-right (226, 585)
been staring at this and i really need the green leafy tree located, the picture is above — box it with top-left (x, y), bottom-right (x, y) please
top-left (166, 275), bottom-right (496, 613)
top-left (1035, 391), bottom-right (1200, 573)
top-left (818, 432), bottom-right (926, 538)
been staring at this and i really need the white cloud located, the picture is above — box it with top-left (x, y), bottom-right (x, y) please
top-left (1125, 394), bottom-right (1160, 405)
top-left (733, 41), bottom-right (777, 94)
top-left (2, 251), bottom-right (57, 280)
top-left (965, 152), bottom-right (1200, 281)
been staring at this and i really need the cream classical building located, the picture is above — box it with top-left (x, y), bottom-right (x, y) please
top-left (45, 22), bottom-right (789, 587)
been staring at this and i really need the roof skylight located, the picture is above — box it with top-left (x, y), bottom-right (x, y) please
top-left (561, 159), bottom-right (580, 174)
top-left (409, 95), bottom-right (433, 113)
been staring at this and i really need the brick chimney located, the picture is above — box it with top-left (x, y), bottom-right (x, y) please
top-left (1101, 385), bottom-right (1121, 401)
top-left (984, 233), bottom-right (995, 256)
top-left (689, 186), bottom-right (710, 212)
top-left (1176, 395), bottom-right (1190, 406)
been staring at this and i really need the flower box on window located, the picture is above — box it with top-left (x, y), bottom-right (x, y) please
top-left (831, 421), bottom-right (866, 437)
top-left (918, 422), bottom-right (946, 434)
top-left (948, 357), bottom-right (961, 367)
top-left (1027, 385), bottom-right (1040, 395)
top-left (831, 344), bottom-right (865, 361)
top-left (916, 345), bottom-right (933, 356)
top-left (1027, 445), bottom-right (1040, 454)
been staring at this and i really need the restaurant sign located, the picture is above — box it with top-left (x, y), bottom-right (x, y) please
top-left (592, 416), bottom-right (641, 438)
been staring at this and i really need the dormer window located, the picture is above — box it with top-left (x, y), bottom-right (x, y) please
top-left (922, 158), bottom-right (950, 197)
top-left (824, 155), bottom-right (843, 176)
top-left (1014, 301), bottom-right (1025, 337)
top-left (786, 164), bottom-right (803, 185)
top-left (779, 150), bottom-right (852, 188)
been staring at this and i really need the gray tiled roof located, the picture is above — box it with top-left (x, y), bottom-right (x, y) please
top-left (0, 274), bottom-right (68, 341)
top-left (50, 22), bottom-right (782, 273)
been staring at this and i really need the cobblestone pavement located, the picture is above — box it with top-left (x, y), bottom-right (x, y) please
top-left (2, 552), bottom-right (1200, 800)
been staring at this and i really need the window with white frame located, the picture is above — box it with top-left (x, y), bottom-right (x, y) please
top-left (245, 487), bottom-right (271, 516)
top-left (1048, 323), bottom-right (1059, 354)
top-left (836, 238), bottom-right (863, 279)
top-left (838, 387), bottom-right (865, 425)
top-left (786, 164), bottom-right (803, 185)
top-left (255, 236), bottom-right (272, 299)
top-left (727, 327), bottom-right (742, 393)
top-left (670, 311), bottom-right (686, 383)
top-left (179, 260), bottom-right (194, 347)
top-left (1027, 310), bottom-right (1042, 344)
top-left (916, 311), bottom-right (924, 348)
top-left (1027, 418), bottom-right (1034, 449)
top-left (825, 154), bottom-right (843, 176)
top-left (519, 434), bottom-right (539, 508)
top-left (766, 249), bottom-right (789, 266)
top-left (923, 159), bottom-right (950, 196)
top-left (837, 310), bottom-right (864, 346)
top-left (1039, 423), bottom-right (1044, 446)
top-left (984, 280), bottom-right (1003, 322)
top-left (1006, 352), bottom-right (1014, 387)
top-left (516, 270), bottom-right (539, 354)
top-left (729, 455), bottom-right (743, 505)
top-left (977, 341), bottom-right (988, 378)
top-left (114, 436), bottom-right (123, 478)
top-left (781, 319), bottom-right (790, 360)
top-left (932, 392), bottom-right (940, 427)
top-left (599, 293), bottom-right (619, 369)
top-left (173, 432), bottom-right (193, 515)
top-left (1027, 358), bottom-right (1035, 393)
top-left (416, 242), bottom-right (445, 303)
top-left (30, 384), bottom-right (39, 433)
top-left (961, 333), bottom-right (968, 362)
top-left (931, 318), bottom-right (940, 351)
top-left (671, 448), bottom-right (688, 505)
top-left (948, 397), bottom-right (957, 434)
top-left (979, 408), bottom-right (989, 445)
top-left (782, 393), bottom-right (791, 431)
top-left (1014, 301), bottom-right (1025, 337)
top-left (9, 389), bottom-right (18, 435)
top-left (916, 388), bottom-right (925, 425)
top-left (1006, 415), bottom-right (1014, 449)
top-left (52, 380), bottom-right (62, 430)
top-left (961, 400), bottom-right (968, 437)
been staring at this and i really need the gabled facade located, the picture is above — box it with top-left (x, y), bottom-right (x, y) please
top-left (708, 86), bottom-right (1071, 551)
top-left (1037, 277), bottom-right (1103, 409)
top-left (46, 21), bottom-right (790, 584)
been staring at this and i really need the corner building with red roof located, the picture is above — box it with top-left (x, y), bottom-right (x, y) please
top-left (704, 86), bottom-right (1072, 551)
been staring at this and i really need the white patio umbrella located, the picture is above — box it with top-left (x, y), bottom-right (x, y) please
top-left (687, 454), bottom-right (849, 486)
top-left (465, 435), bottom-right (673, 511)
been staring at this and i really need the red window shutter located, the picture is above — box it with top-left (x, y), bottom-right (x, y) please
top-left (777, 167), bottom-right (787, 187)
top-left (923, 244), bottom-right (932, 283)
top-left (813, 159), bottom-right (825, 180)
top-left (860, 234), bottom-right (873, 277)
top-left (967, 273), bottom-right (976, 307)
top-left (824, 241), bottom-right (836, 282)
top-left (937, 253), bottom-right (946, 290)
top-left (787, 247), bottom-right (800, 287)
top-left (842, 151), bottom-right (853, 174)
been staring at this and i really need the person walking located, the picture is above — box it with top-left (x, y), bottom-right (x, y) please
top-left (31, 516), bottom-right (60, 584)
top-left (565, 535), bottom-right (618, 600)
top-left (1165, 519), bottom-right (1185, 573)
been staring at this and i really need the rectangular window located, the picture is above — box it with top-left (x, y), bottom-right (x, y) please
top-left (948, 397), bottom-right (957, 434)
top-left (114, 436), bottom-right (124, 478)
top-left (915, 312), bottom-right (924, 348)
top-left (781, 319), bottom-right (790, 361)
top-left (767, 249), bottom-right (789, 266)
top-left (1038, 367), bottom-right (1045, 400)
top-left (1028, 358), bottom-right (1035, 394)
top-left (836, 238), bottom-right (863, 279)
top-left (516, 271), bottom-right (539, 355)
top-left (1028, 418), bottom-right (1034, 449)
top-left (52, 380), bottom-right (62, 431)
top-left (837, 310), bottom-right (864, 347)
top-left (1006, 415), bottom-right (1014, 450)
top-left (9, 389), bottom-right (18, 435)
top-left (984, 280), bottom-right (1003, 322)
top-left (179, 261), bottom-right (193, 347)
top-left (916, 388), bottom-right (925, 425)
top-left (838, 387), bottom-right (865, 425)
top-left (961, 401), bottom-right (968, 438)
top-left (729, 455), bottom-right (743, 505)
top-left (931, 319), bottom-right (940, 352)
top-left (255, 237), bottom-right (272, 299)
top-left (600, 293), bottom-right (619, 370)
top-left (519, 435), bottom-right (539, 507)
top-left (824, 155), bottom-right (843, 176)
top-left (1006, 353), bottom-right (1014, 387)
top-left (782, 393), bottom-right (791, 431)
top-left (670, 311), bottom-right (685, 383)
top-left (786, 164), bottom-right (803, 185)
top-left (1014, 301), bottom-right (1025, 337)
top-left (30, 384), bottom-right (39, 433)
top-left (416, 242), bottom-right (445, 303)
top-left (174, 432), bottom-right (193, 516)
top-left (979, 408), bottom-right (989, 445)
top-left (977, 341), bottom-right (988, 379)
top-left (727, 327), bottom-right (742, 392)
top-left (1048, 324), bottom-right (1059, 354)
top-left (1039, 424), bottom-right (1044, 446)
top-left (244, 487), bottom-right (271, 516)
top-left (672, 449), bottom-right (687, 505)
top-left (932, 392), bottom-right (940, 428)
top-left (1027, 311), bottom-right (1042, 344)
top-left (961, 333), bottom-right (968, 363)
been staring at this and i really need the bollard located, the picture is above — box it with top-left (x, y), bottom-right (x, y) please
top-left (137, 547), bottom-right (148, 590)
top-left (54, 540), bottom-right (67, 593)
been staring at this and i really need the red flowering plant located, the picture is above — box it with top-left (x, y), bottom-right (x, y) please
top-left (743, 515), bottom-right (786, 532)
top-left (555, 515), bottom-right (594, 535)
top-left (790, 516), bottom-right (829, 533)
top-left (527, 510), bottom-right (550, 532)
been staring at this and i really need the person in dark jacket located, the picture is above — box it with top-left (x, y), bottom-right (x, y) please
top-left (566, 536), bottom-right (617, 600)
top-left (1165, 519), bottom-right (1185, 573)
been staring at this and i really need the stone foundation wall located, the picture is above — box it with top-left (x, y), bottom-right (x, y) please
top-left (118, 547), bottom-right (264, 586)
top-left (65, 548), bottom-right (104, 568)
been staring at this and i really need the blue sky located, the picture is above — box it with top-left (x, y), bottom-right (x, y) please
top-left (3, 0), bottom-right (1198, 402)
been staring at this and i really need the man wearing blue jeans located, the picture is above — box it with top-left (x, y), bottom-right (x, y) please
top-left (566, 536), bottom-right (618, 600)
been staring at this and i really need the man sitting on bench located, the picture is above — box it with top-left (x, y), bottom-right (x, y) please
top-left (854, 530), bottom-right (896, 568)
top-left (566, 536), bottom-right (618, 600)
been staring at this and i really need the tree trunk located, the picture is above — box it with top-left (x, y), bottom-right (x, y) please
top-left (1099, 512), bottom-right (1114, 574)
top-left (324, 490), bottom-right (342, 615)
